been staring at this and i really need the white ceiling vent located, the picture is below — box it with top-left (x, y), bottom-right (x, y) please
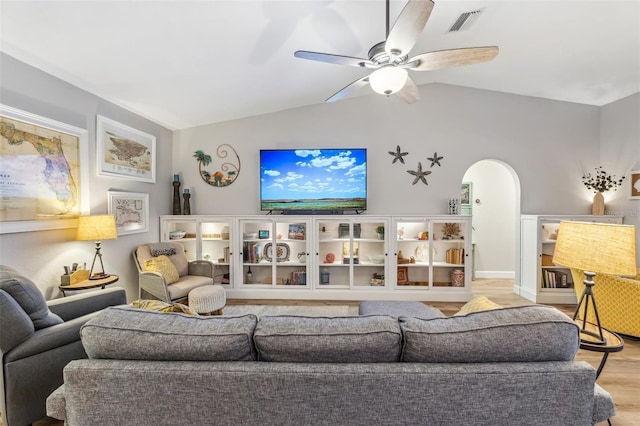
top-left (448, 9), bottom-right (483, 32)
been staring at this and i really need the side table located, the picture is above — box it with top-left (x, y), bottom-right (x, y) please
top-left (59, 275), bottom-right (119, 297)
top-left (577, 320), bottom-right (624, 379)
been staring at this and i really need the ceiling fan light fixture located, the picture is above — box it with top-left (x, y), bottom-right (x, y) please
top-left (369, 65), bottom-right (408, 96)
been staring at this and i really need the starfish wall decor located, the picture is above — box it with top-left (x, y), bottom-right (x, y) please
top-left (388, 145), bottom-right (408, 164)
top-left (407, 162), bottom-right (432, 186)
top-left (427, 152), bottom-right (444, 167)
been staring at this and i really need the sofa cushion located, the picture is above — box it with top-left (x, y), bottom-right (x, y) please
top-left (143, 255), bottom-right (180, 284)
top-left (254, 315), bottom-right (402, 362)
top-left (0, 265), bottom-right (63, 329)
top-left (400, 305), bottom-right (579, 363)
top-left (453, 296), bottom-right (503, 316)
top-left (81, 306), bottom-right (256, 361)
top-left (358, 300), bottom-right (445, 319)
top-left (131, 299), bottom-right (198, 315)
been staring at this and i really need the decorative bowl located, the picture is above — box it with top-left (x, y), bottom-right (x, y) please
top-left (169, 231), bottom-right (186, 240)
top-left (368, 254), bottom-right (386, 264)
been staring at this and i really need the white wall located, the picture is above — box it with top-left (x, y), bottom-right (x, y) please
top-left (463, 160), bottom-right (516, 279)
top-left (599, 93), bottom-right (640, 265)
top-left (0, 53), bottom-right (173, 300)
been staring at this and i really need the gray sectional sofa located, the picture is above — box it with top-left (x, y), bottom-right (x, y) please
top-left (47, 303), bottom-right (614, 426)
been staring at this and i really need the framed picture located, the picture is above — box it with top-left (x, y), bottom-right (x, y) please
top-left (461, 182), bottom-right (472, 206)
top-left (97, 115), bottom-right (156, 183)
top-left (397, 266), bottom-right (409, 285)
top-left (629, 170), bottom-right (640, 199)
top-left (0, 104), bottom-right (90, 234)
top-left (107, 191), bottom-right (149, 235)
top-left (288, 223), bottom-right (306, 240)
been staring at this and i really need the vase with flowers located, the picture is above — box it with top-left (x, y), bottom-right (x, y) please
top-left (582, 166), bottom-right (625, 215)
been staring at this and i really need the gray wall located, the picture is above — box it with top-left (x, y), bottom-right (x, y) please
top-left (1, 52), bottom-right (638, 300)
top-left (0, 53), bottom-right (173, 300)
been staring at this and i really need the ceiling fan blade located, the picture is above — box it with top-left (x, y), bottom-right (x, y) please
top-left (395, 76), bottom-right (420, 104)
top-left (326, 76), bottom-right (370, 103)
top-left (409, 46), bottom-right (499, 71)
top-left (385, 0), bottom-right (434, 58)
top-left (294, 50), bottom-right (371, 67)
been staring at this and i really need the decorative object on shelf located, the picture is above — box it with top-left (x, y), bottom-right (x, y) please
top-left (448, 198), bottom-right (460, 215)
top-left (461, 182), bottom-right (472, 206)
top-left (258, 230), bottom-right (269, 239)
top-left (0, 104), bottom-right (89, 234)
top-left (169, 230), bottom-right (186, 240)
top-left (388, 145), bottom-right (408, 164)
top-left (76, 215), bottom-right (118, 280)
top-left (97, 115), bottom-right (156, 183)
top-left (246, 266), bottom-right (252, 284)
top-left (323, 253), bottom-right (336, 264)
top-left (107, 191), bottom-right (149, 235)
top-left (451, 269), bottom-right (465, 287)
top-left (553, 221), bottom-right (636, 344)
top-left (264, 242), bottom-right (290, 262)
top-left (297, 252), bottom-right (307, 264)
top-left (419, 231), bottom-right (429, 240)
top-left (427, 152), bottom-right (443, 167)
top-left (376, 226), bottom-right (384, 240)
top-left (397, 250), bottom-right (411, 264)
top-left (582, 166), bottom-right (625, 215)
top-left (320, 268), bottom-right (330, 284)
top-left (368, 254), bottom-right (385, 264)
top-left (193, 145), bottom-right (240, 187)
top-left (338, 223), bottom-right (361, 238)
top-left (629, 170), bottom-right (640, 199)
top-left (172, 174), bottom-right (181, 215)
top-left (415, 244), bottom-right (436, 262)
top-left (288, 224), bottom-right (305, 240)
top-left (398, 226), bottom-right (404, 240)
top-left (397, 266), bottom-right (409, 285)
top-left (407, 162), bottom-right (431, 185)
top-left (370, 272), bottom-right (385, 286)
top-left (442, 223), bottom-right (461, 239)
top-left (182, 189), bottom-right (191, 215)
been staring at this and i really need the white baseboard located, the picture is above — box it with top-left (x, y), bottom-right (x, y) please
top-left (474, 271), bottom-right (515, 279)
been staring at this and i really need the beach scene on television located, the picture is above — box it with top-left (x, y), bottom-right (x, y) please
top-left (260, 149), bottom-right (367, 211)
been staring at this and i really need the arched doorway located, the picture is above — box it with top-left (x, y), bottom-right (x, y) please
top-left (463, 160), bottom-right (522, 293)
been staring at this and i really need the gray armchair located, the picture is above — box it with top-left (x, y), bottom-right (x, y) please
top-left (0, 265), bottom-right (126, 426)
top-left (133, 242), bottom-right (214, 303)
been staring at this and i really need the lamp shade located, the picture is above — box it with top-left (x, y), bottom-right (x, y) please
top-left (76, 215), bottom-right (118, 241)
top-left (553, 221), bottom-right (636, 276)
top-left (369, 65), bottom-right (408, 96)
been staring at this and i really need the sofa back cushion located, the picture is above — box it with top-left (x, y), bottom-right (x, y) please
top-left (400, 305), bottom-right (579, 363)
top-left (0, 265), bottom-right (63, 329)
top-left (81, 306), bottom-right (257, 361)
top-left (136, 243), bottom-right (188, 277)
top-left (254, 315), bottom-right (402, 362)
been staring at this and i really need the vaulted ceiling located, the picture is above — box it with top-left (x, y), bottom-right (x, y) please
top-left (1, 0), bottom-right (638, 130)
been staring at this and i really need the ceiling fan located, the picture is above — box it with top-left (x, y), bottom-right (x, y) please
top-left (294, 0), bottom-right (499, 103)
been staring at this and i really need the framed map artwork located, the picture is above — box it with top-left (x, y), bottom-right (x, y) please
top-left (0, 104), bottom-right (90, 234)
top-left (97, 115), bottom-right (156, 183)
top-left (107, 191), bottom-right (149, 235)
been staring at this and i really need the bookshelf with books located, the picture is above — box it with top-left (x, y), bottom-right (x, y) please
top-left (520, 214), bottom-right (623, 304)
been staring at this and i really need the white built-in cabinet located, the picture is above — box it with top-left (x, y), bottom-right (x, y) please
top-left (160, 215), bottom-right (472, 301)
top-left (520, 214), bottom-right (623, 304)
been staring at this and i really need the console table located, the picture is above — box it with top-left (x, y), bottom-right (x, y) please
top-left (59, 275), bottom-right (119, 296)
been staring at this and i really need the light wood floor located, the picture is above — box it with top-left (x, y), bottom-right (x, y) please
top-left (30, 279), bottom-right (639, 425)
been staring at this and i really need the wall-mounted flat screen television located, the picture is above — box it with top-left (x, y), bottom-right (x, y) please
top-left (260, 149), bottom-right (367, 213)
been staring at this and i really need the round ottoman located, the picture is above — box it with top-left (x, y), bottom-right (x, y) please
top-left (188, 285), bottom-right (226, 315)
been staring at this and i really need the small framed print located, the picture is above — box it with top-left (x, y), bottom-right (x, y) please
top-left (258, 229), bottom-right (269, 239)
top-left (107, 191), bottom-right (149, 235)
top-left (97, 115), bottom-right (156, 183)
top-left (397, 266), bottom-right (409, 285)
top-left (629, 170), bottom-right (640, 199)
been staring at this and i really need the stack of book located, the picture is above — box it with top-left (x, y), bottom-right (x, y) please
top-left (445, 248), bottom-right (465, 265)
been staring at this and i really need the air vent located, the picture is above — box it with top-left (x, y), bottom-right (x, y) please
top-left (448, 9), bottom-right (482, 32)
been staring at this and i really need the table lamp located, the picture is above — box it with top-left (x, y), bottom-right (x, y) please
top-left (76, 215), bottom-right (118, 280)
top-left (553, 221), bottom-right (636, 344)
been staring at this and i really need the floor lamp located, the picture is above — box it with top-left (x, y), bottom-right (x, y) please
top-left (553, 221), bottom-right (636, 345)
top-left (76, 215), bottom-right (118, 280)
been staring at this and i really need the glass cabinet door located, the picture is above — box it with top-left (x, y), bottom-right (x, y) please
top-left (394, 219), bottom-right (431, 288)
top-left (430, 219), bottom-right (468, 288)
top-left (160, 217), bottom-right (199, 261)
top-left (315, 218), bottom-right (387, 289)
top-left (201, 219), bottom-right (233, 286)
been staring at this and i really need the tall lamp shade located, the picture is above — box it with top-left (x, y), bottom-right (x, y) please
top-left (76, 215), bottom-right (117, 280)
top-left (553, 221), bottom-right (636, 343)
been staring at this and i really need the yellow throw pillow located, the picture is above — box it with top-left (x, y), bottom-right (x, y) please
top-left (132, 299), bottom-right (198, 315)
top-left (143, 255), bottom-right (179, 285)
top-left (454, 296), bottom-right (503, 316)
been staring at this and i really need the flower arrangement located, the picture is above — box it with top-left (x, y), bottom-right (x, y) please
top-left (582, 166), bottom-right (625, 193)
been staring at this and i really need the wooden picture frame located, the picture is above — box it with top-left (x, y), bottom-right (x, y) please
top-left (397, 266), bottom-right (409, 285)
top-left (97, 115), bottom-right (156, 183)
top-left (0, 104), bottom-right (89, 234)
top-left (107, 191), bottom-right (149, 235)
top-left (629, 170), bottom-right (640, 199)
